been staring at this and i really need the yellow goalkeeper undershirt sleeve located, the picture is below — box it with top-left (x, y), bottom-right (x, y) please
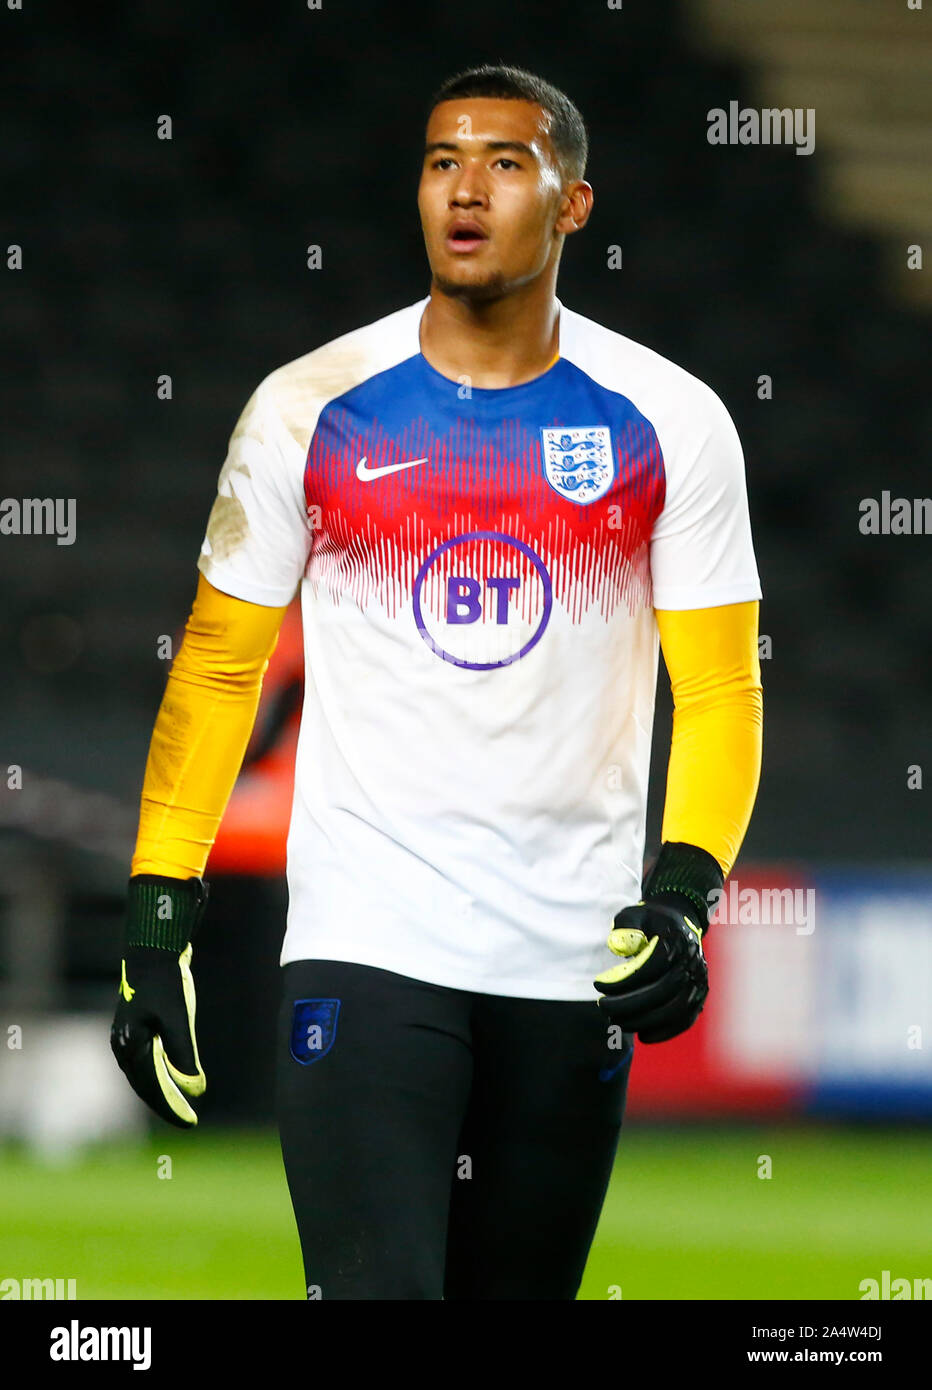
top-left (654, 600), bottom-right (763, 880)
top-left (130, 574), bottom-right (290, 880)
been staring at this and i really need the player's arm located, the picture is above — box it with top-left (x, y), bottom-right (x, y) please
top-left (594, 601), bottom-right (763, 1041)
top-left (595, 369), bottom-right (763, 1040)
top-left (131, 573), bottom-right (289, 880)
top-left (655, 597), bottom-right (763, 884)
top-left (110, 574), bottom-right (289, 1126)
top-left (111, 369), bottom-right (312, 1125)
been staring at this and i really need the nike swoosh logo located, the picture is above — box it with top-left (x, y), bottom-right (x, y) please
top-left (119, 960), bottom-right (135, 1003)
top-left (355, 455), bottom-right (429, 481)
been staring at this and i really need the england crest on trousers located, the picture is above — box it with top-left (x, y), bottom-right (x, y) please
top-left (540, 426), bottom-right (615, 504)
top-left (290, 998), bottom-right (341, 1064)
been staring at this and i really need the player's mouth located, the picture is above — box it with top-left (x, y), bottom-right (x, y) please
top-left (445, 219), bottom-right (489, 253)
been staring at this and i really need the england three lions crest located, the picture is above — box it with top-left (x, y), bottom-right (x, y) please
top-left (540, 426), bottom-right (615, 504)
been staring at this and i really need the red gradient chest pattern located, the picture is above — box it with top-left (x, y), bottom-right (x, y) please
top-left (303, 354), bottom-right (665, 625)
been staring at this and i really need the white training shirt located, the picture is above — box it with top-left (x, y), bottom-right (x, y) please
top-left (197, 296), bottom-right (762, 999)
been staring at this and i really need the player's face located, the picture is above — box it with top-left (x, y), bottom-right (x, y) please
top-left (418, 98), bottom-right (572, 301)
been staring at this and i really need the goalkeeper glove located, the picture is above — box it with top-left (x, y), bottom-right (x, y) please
top-left (110, 875), bottom-right (209, 1128)
top-left (594, 842), bottom-right (723, 1044)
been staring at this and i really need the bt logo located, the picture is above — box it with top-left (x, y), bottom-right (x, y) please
top-left (447, 575), bottom-right (519, 625)
top-left (412, 530), bottom-right (552, 670)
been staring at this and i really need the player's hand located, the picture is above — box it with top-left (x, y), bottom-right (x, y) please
top-left (110, 876), bottom-right (209, 1128)
top-left (594, 900), bottom-right (708, 1043)
top-left (111, 943), bottom-right (205, 1127)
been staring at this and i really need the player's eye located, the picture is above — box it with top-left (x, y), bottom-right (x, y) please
top-left (496, 158), bottom-right (520, 169)
top-left (432, 157), bottom-right (457, 170)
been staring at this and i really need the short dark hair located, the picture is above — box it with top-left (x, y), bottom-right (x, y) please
top-left (429, 64), bottom-right (588, 182)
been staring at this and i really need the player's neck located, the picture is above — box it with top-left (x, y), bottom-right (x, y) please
top-left (419, 282), bottom-right (560, 389)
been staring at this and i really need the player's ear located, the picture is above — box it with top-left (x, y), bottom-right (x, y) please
top-left (555, 180), bottom-right (593, 236)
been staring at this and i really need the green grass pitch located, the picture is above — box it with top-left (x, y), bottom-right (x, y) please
top-left (1, 1125), bottom-right (928, 1300)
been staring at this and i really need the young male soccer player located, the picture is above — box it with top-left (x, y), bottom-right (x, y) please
top-left (111, 65), bottom-right (763, 1300)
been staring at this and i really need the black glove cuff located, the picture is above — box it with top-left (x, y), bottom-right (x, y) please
top-left (641, 842), bottom-right (724, 935)
top-left (125, 875), bottom-right (209, 951)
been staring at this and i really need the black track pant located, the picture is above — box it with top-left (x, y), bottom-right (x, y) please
top-left (276, 959), bottom-right (634, 1300)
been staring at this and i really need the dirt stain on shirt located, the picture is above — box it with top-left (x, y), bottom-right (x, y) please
top-left (203, 457), bottom-right (251, 564)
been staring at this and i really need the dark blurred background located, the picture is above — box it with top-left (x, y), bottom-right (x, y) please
top-left (0, 0), bottom-right (929, 1138)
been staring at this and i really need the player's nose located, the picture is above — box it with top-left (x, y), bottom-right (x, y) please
top-left (449, 172), bottom-right (489, 207)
